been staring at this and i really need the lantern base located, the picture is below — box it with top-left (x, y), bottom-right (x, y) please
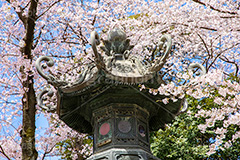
top-left (87, 148), bottom-right (161, 160)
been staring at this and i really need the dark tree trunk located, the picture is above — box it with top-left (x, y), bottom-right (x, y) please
top-left (20, 0), bottom-right (38, 159)
top-left (21, 76), bottom-right (38, 160)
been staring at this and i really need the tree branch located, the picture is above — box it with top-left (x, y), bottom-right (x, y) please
top-left (0, 144), bottom-right (11, 160)
top-left (192, 0), bottom-right (238, 15)
top-left (41, 143), bottom-right (57, 160)
top-left (207, 43), bottom-right (240, 71)
top-left (37, 0), bottom-right (61, 20)
top-left (220, 56), bottom-right (239, 77)
top-left (170, 22), bottom-right (218, 32)
top-left (32, 25), bottom-right (45, 49)
top-left (197, 33), bottom-right (210, 69)
top-left (6, 0), bottom-right (29, 28)
top-left (57, 20), bottom-right (89, 47)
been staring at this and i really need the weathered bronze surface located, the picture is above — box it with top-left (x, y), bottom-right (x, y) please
top-left (36, 28), bottom-right (200, 159)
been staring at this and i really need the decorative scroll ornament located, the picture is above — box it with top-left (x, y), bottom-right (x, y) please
top-left (35, 56), bottom-right (68, 112)
top-left (90, 31), bottom-right (105, 69)
top-left (188, 63), bottom-right (206, 76)
top-left (37, 89), bottom-right (56, 112)
top-left (148, 34), bottom-right (172, 72)
top-left (35, 56), bottom-right (67, 87)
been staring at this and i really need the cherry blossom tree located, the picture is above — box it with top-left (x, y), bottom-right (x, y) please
top-left (0, 0), bottom-right (239, 159)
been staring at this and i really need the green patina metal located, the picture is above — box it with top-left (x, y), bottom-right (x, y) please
top-left (35, 28), bottom-right (198, 160)
top-left (57, 75), bottom-right (182, 134)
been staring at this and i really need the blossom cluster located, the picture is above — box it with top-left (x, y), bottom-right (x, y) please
top-left (0, 0), bottom-right (239, 159)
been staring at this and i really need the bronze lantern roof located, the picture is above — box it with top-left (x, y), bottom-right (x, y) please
top-left (36, 28), bottom-right (189, 134)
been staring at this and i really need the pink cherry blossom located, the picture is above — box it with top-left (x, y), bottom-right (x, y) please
top-left (0, 0), bottom-right (240, 159)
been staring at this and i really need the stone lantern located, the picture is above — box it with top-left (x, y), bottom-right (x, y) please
top-left (36, 28), bottom-right (204, 159)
